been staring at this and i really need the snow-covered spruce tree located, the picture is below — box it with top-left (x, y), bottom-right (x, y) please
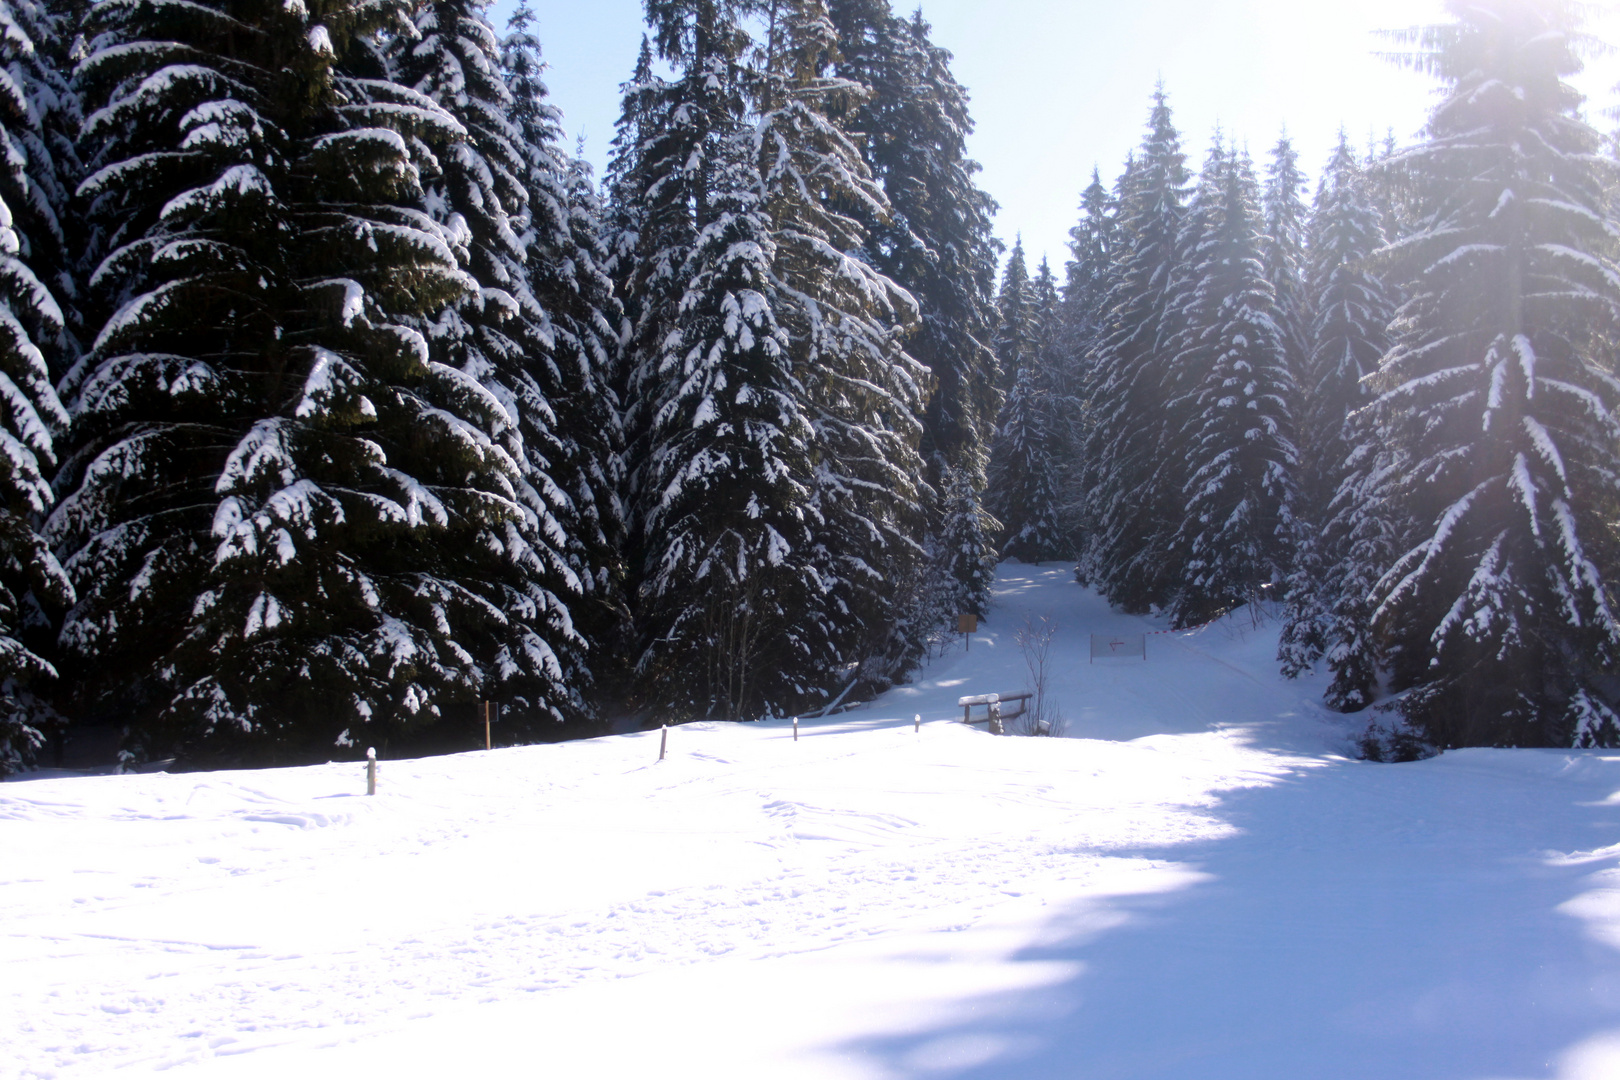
top-left (1152, 134), bottom-right (1232, 527)
top-left (0, 0), bottom-right (74, 774)
top-left (554, 153), bottom-right (630, 654)
top-left (1080, 88), bottom-right (1189, 611)
top-left (502, 6), bottom-right (628, 679)
top-left (390, 0), bottom-right (602, 735)
top-left (756, 0), bottom-right (930, 698)
top-left (1365, 0), bottom-right (1620, 747)
top-left (626, 0), bottom-right (823, 722)
top-left (54, 0), bottom-right (532, 763)
top-left (611, 2), bottom-right (737, 575)
top-left (987, 257), bottom-right (1066, 562)
top-left (1300, 135), bottom-right (1396, 505)
top-left (1098, 133), bottom-right (1230, 609)
top-left (612, 2), bottom-right (767, 424)
top-left (1278, 134), bottom-right (1395, 680)
top-left (1261, 133), bottom-right (1310, 402)
top-left (1169, 152), bottom-right (1298, 627)
top-left (826, 0), bottom-right (999, 485)
top-left (932, 462), bottom-right (998, 621)
top-left (1029, 254), bottom-right (1082, 538)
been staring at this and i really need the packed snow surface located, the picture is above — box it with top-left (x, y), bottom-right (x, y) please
top-left (7, 564), bottom-right (1620, 1078)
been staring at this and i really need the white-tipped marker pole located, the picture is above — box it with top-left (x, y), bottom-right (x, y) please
top-left (793, 715), bottom-right (799, 742)
top-left (659, 725), bottom-right (668, 761)
top-left (915, 713), bottom-right (920, 734)
top-left (366, 747), bottom-right (377, 796)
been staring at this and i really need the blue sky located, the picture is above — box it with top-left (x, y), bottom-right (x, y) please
top-left (506, 0), bottom-right (1620, 274)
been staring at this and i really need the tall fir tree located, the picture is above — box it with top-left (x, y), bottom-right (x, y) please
top-left (990, 235), bottom-right (1033, 395)
top-left (502, 5), bottom-right (630, 720)
top-left (1315, 413), bottom-right (1411, 710)
top-left (1278, 134), bottom-right (1396, 683)
top-left (932, 462), bottom-right (998, 621)
top-left (602, 33), bottom-right (661, 331)
top-left (611, 6), bottom-right (717, 478)
top-left (987, 257), bottom-right (1066, 562)
top-left (53, 0), bottom-right (533, 762)
top-left (1060, 167), bottom-right (1115, 381)
top-left (550, 149), bottom-right (630, 662)
top-left (1299, 136), bottom-right (1396, 501)
top-left (1082, 129), bottom-right (1230, 611)
top-left (393, 0), bottom-right (599, 732)
top-left (623, 0), bottom-right (825, 721)
top-left (826, 0), bottom-right (999, 484)
top-left (757, 0), bottom-right (930, 697)
top-left (1148, 135), bottom-right (1234, 590)
top-left (1053, 167), bottom-right (1115, 546)
top-left (1261, 133), bottom-right (1310, 400)
top-left (1080, 88), bottom-right (1189, 611)
top-left (1361, 0), bottom-right (1620, 747)
top-left (1168, 152), bottom-right (1298, 626)
top-left (0, 0), bottom-right (75, 773)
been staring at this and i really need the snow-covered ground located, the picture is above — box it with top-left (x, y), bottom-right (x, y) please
top-left (7, 563), bottom-right (1620, 1079)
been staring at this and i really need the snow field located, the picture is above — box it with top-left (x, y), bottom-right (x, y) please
top-left (5, 564), bottom-right (1620, 1078)
top-left (4, 720), bottom-right (1273, 1074)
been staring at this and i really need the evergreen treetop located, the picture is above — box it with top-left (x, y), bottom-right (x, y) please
top-left (991, 236), bottom-right (1033, 396)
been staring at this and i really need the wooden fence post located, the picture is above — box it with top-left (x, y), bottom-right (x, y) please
top-left (483, 701), bottom-right (492, 751)
top-left (366, 747), bottom-right (376, 795)
top-left (989, 699), bottom-right (1003, 736)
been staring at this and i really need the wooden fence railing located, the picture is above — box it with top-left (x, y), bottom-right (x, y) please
top-left (956, 692), bottom-right (1033, 735)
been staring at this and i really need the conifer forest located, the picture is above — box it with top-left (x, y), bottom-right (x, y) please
top-left (1, 0), bottom-right (1618, 775)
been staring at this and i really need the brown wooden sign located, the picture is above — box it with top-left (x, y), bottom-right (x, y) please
top-left (957, 613), bottom-right (978, 634)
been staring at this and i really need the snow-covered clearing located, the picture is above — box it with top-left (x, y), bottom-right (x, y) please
top-left (7, 563), bottom-right (1620, 1078)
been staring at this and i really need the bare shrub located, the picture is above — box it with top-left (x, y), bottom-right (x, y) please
top-left (1015, 615), bottom-right (1067, 737)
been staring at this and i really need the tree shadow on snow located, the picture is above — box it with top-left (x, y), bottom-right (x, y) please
top-left (835, 751), bottom-right (1620, 1080)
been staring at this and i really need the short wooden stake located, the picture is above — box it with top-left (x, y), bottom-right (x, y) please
top-left (484, 701), bottom-right (492, 751)
top-left (659, 725), bottom-right (668, 761)
top-left (793, 716), bottom-right (798, 742)
top-left (366, 747), bottom-right (377, 795)
top-left (914, 713), bottom-right (920, 734)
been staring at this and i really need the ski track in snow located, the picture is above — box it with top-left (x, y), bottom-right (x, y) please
top-left (6, 563), bottom-right (1620, 1078)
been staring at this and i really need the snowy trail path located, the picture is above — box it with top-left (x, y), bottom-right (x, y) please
top-left (6, 564), bottom-right (1620, 1078)
top-left (887, 564), bottom-right (1335, 749)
